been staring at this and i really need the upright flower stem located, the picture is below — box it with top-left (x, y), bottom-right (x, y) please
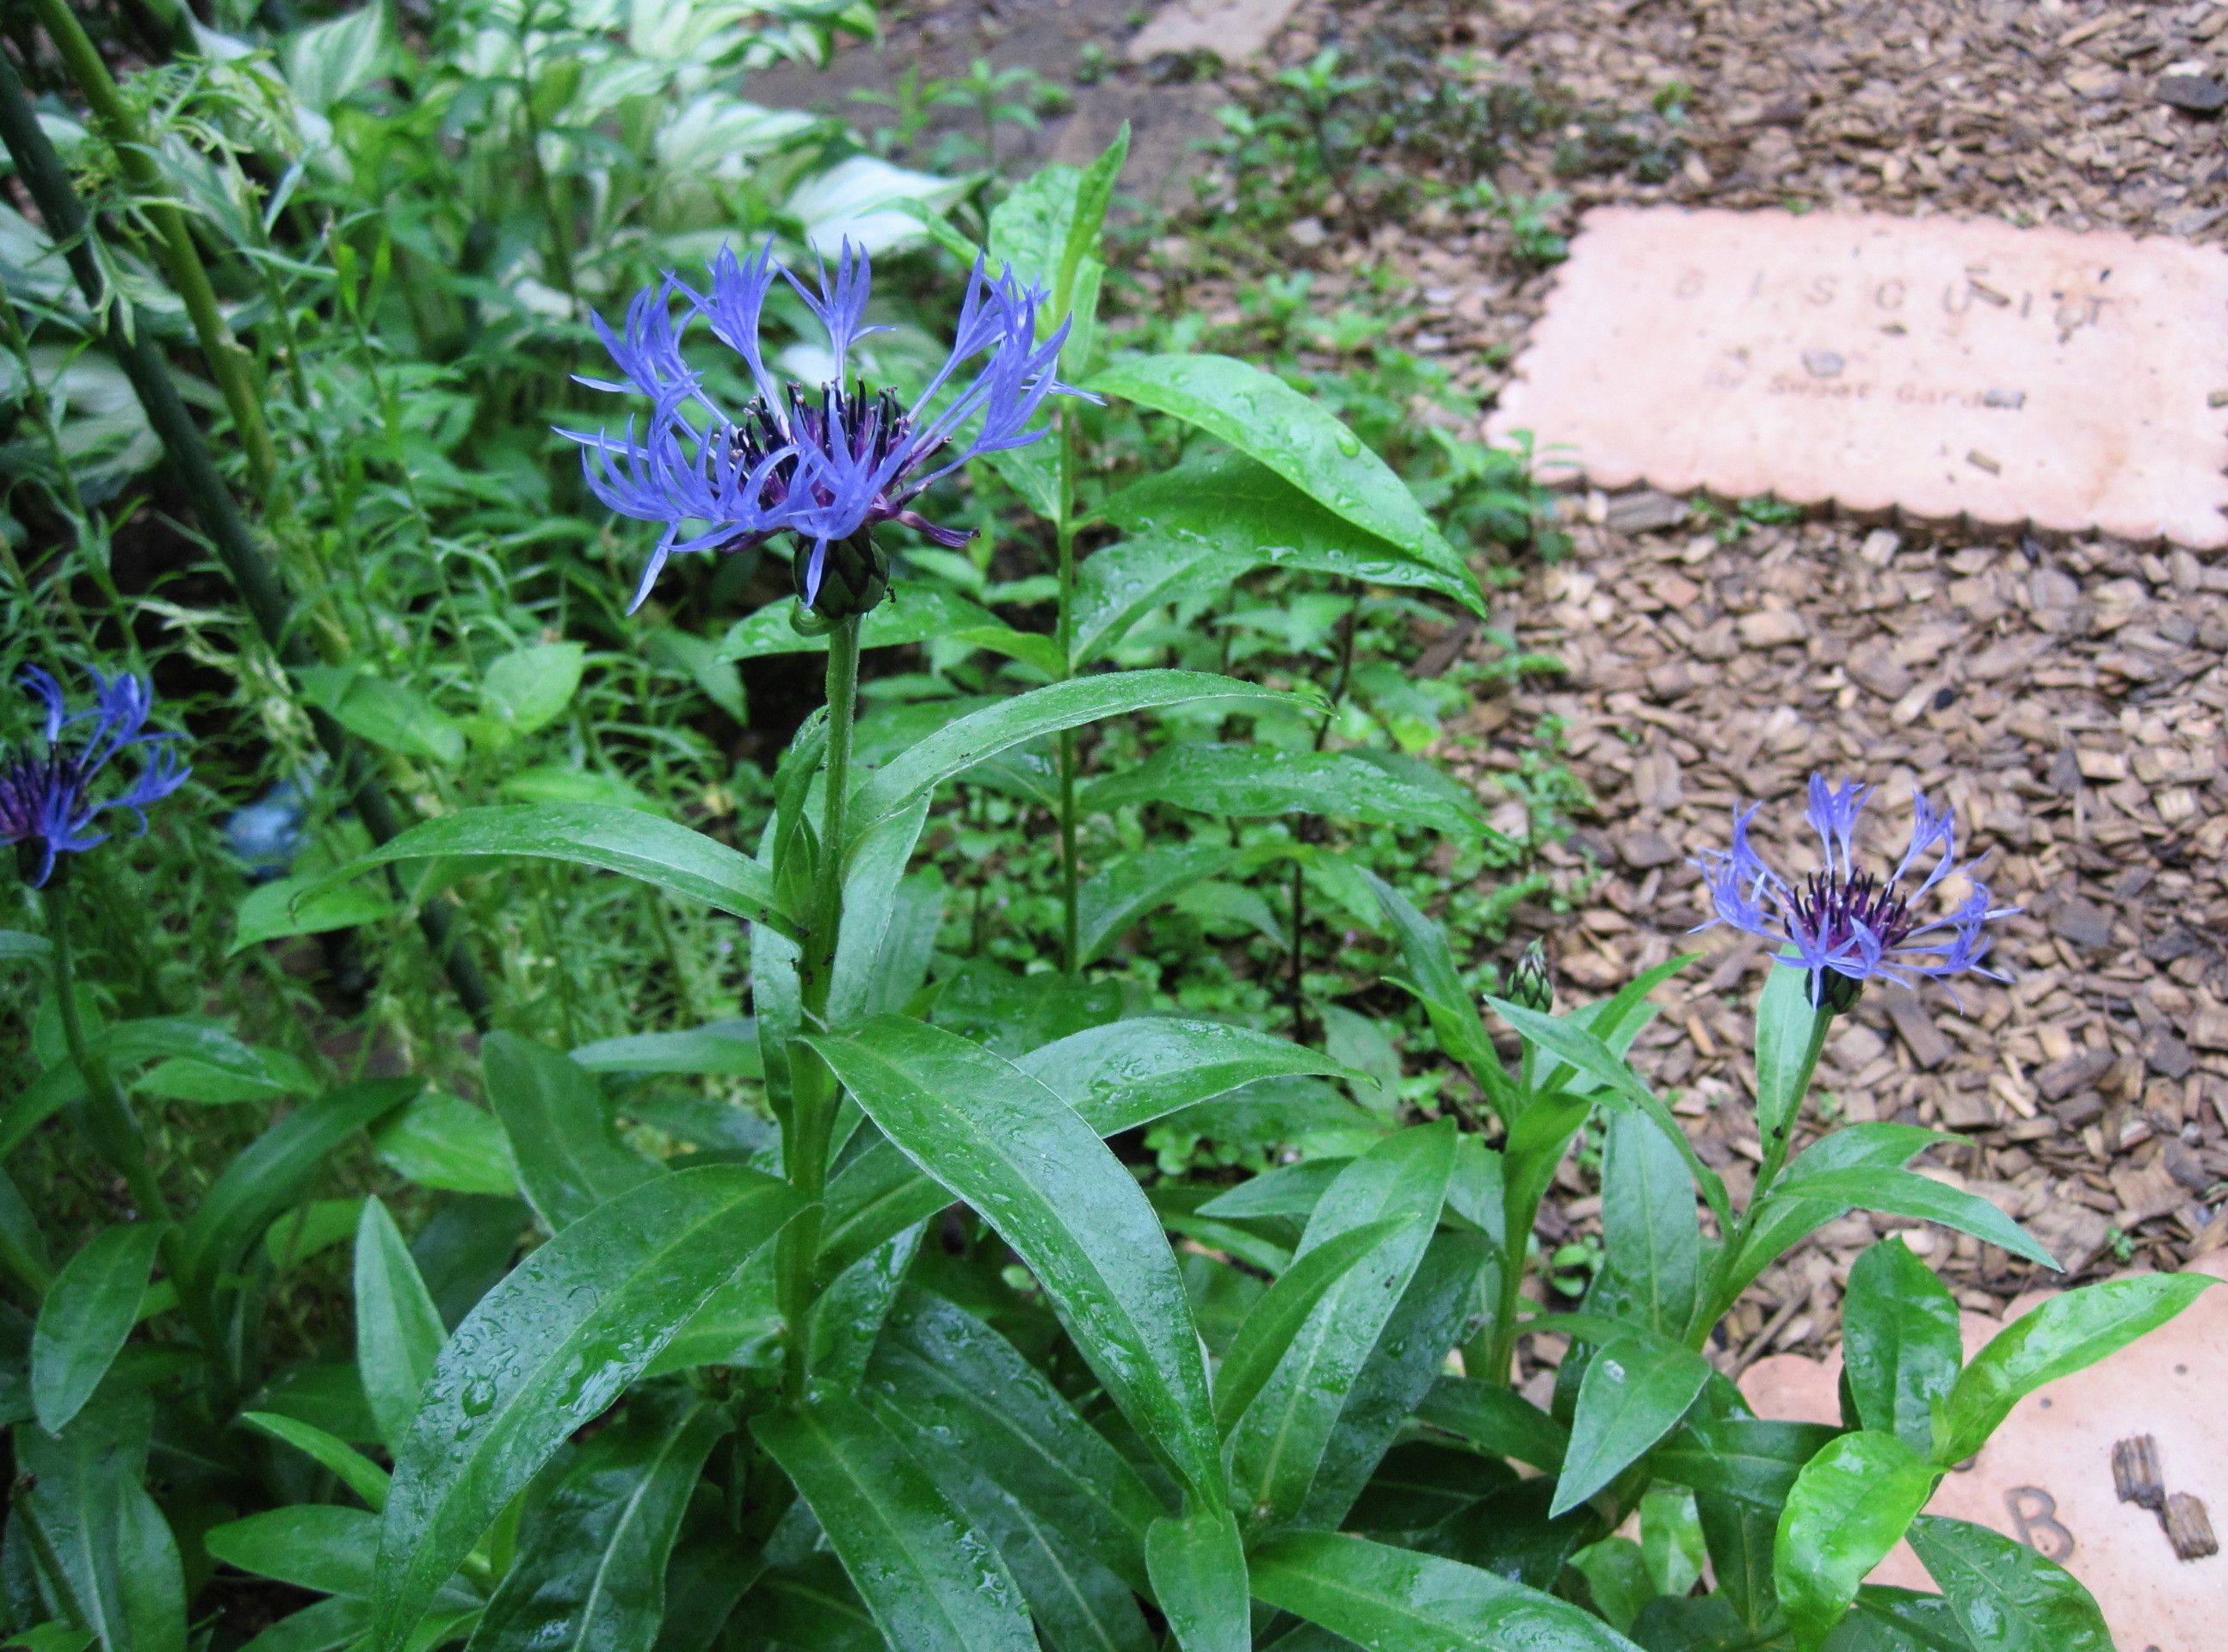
top-left (41, 885), bottom-right (224, 1358)
top-left (779, 613), bottom-right (861, 1403)
top-left (1053, 413), bottom-right (1083, 975)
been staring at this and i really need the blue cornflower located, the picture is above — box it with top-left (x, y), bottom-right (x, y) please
top-left (1692, 775), bottom-right (2013, 1011)
top-left (1, 666), bottom-right (190, 887)
top-left (562, 239), bottom-right (1091, 617)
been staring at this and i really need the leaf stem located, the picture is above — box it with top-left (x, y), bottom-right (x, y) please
top-left (780, 610), bottom-right (861, 1402)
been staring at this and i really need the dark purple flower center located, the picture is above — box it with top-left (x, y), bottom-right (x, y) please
top-left (1789, 868), bottom-right (1915, 957)
top-left (0, 749), bottom-right (77, 842)
top-left (728, 381), bottom-right (948, 533)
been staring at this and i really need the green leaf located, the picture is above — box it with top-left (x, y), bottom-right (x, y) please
top-left (1841, 1238), bottom-right (1962, 1456)
top-left (1361, 872), bottom-right (1492, 1069)
top-left (297, 666), bottom-right (464, 766)
top-left (1076, 844), bottom-right (1242, 965)
top-left (1227, 1121), bottom-right (1455, 1527)
top-left (571, 1022), bottom-right (762, 1079)
top-left (829, 798), bottom-right (933, 1028)
top-left (482, 1032), bottom-right (663, 1231)
top-left (1715, 1125), bottom-right (1960, 1309)
top-left (1250, 1529), bottom-right (1645, 1650)
top-left (370, 1092), bottom-right (516, 1197)
top-left (751, 1393), bottom-right (1036, 1652)
top-left (0, 928), bottom-right (52, 964)
top-left (1767, 1167), bottom-right (2056, 1274)
top-left (1932, 1272), bottom-right (2215, 1464)
top-left (14, 1397), bottom-right (185, 1652)
top-left (1197, 1158), bottom-right (1352, 1222)
top-left (1214, 1217), bottom-right (1416, 1431)
top-left (1569, 1538), bottom-right (1651, 1635)
top-left (1069, 536), bottom-right (1252, 669)
top-left (232, 875), bottom-right (395, 954)
top-left (811, 1016), bottom-right (1222, 1500)
top-left (1084, 743), bottom-right (1481, 836)
top-left (178, 1081), bottom-right (419, 1305)
top-left (1599, 1111), bottom-right (1700, 1341)
top-left (1754, 965), bottom-right (1830, 1149)
top-left (1552, 1335), bottom-right (1712, 1517)
top-left (1774, 1430), bottom-right (1939, 1652)
top-left (1650, 1417), bottom-right (1837, 1508)
top-left (1414, 1377), bottom-right (1569, 1473)
top-left (645, 625), bottom-right (746, 723)
top-left (1904, 1515), bottom-right (2113, 1651)
top-left (1089, 356), bottom-right (1479, 613)
top-left (353, 1199), bottom-right (445, 1456)
top-left (845, 670), bottom-right (1288, 848)
top-left (238, 1411), bottom-right (391, 1512)
top-left (32, 1223), bottom-right (166, 1435)
top-left (500, 764), bottom-right (662, 814)
top-left (469, 1394), bottom-right (720, 1652)
top-left (1016, 1015), bottom-right (1352, 1134)
top-left (866, 1286), bottom-right (1165, 1593)
top-left (1298, 1229), bottom-right (1488, 1532)
top-left (313, 804), bottom-right (793, 936)
top-left (234, 1596), bottom-right (365, 1652)
top-left (1490, 999), bottom-right (1731, 1233)
top-left (719, 585), bottom-right (1061, 676)
top-left (865, 1328), bottom-right (1156, 1652)
top-left (207, 1505), bottom-right (380, 1596)
top-left (372, 1166), bottom-right (801, 1651)
top-left (1057, 124), bottom-right (1128, 310)
top-left (1147, 1508), bottom-right (1250, 1652)
top-left (478, 642), bottom-right (586, 741)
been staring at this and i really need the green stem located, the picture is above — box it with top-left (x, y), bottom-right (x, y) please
top-left (1480, 1179), bottom-right (1545, 1387)
top-left (779, 613), bottom-right (861, 1403)
top-left (1053, 412), bottom-right (1082, 975)
top-left (1694, 999), bottom-right (1836, 1341)
top-left (42, 885), bottom-right (225, 1357)
top-left (28, 0), bottom-right (278, 496)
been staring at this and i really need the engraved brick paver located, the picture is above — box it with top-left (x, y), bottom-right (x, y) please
top-left (1488, 206), bottom-right (2228, 547)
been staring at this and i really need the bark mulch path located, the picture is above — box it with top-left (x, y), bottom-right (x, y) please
top-left (1213, 0), bottom-right (2228, 1356)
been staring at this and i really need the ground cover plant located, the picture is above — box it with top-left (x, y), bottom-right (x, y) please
top-left (0, 3), bottom-right (2216, 1650)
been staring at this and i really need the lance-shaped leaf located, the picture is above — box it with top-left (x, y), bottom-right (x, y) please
top-left (1076, 844), bottom-right (1242, 965)
top-left (482, 1032), bottom-right (663, 1231)
top-left (1415, 1377), bottom-right (1570, 1474)
top-left (1362, 872), bottom-right (1493, 1071)
top-left (312, 804), bottom-right (793, 936)
top-left (1763, 1166), bottom-right (2056, 1275)
top-left (1214, 1217), bottom-right (1417, 1431)
top-left (752, 1393), bottom-right (1036, 1652)
top-left (14, 1396), bottom-right (185, 1652)
top-left (1551, 1335), bottom-right (1712, 1517)
top-left (812, 1016), bottom-right (1223, 1499)
top-left (372, 1167), bottom-right (800, 1651)
top-left (1226, 1122), bottom-right (1455, 1527)
top-left (1089, 356), bottom-right (1481, 613)
top-left (845, 670), bottom-right (1288, 848)
top-left (1905, 1514), bottom-right (2113, 1652)
top-left (1773, 1430), bottom-right (1939, 1652)
top-left (1841, 1237), bottom-right (1962, 1455)
top-left (867, 1286), bottom-right (1166, 1593)
top-left (466, 1395), bottom-right (720, 1652)
top-left (1932, 1272), bottom-right (2214, 1465)
top-left (1249, 1530), bottom-right (1645, 1650)
top-left (1597, 1110), bottom-right (1700, 1341)
top-left (353, 1199), bottom-right (446, 1455)
top-left (32, 1222), bottom-right (167, 1436)
top-left (1018, 1016), bottom-right (1353, 1134)
top-left (1083, 744), bottom-right (1483, 837)
top-left (1147, 1508), bottom-right (1250, 1652)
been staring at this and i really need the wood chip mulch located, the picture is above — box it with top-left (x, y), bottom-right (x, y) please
top-left (1211, 0), bottom-right (2228, 1350)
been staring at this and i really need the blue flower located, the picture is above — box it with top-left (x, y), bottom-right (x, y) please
top-left (1692, 775), bottom-right (2013, 1010)
top-left (1, 666), bottom-right (190, 887)
top-left (562, 239), bottom-right (1092, 614)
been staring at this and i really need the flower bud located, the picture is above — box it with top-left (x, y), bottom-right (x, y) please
top-left (793, 529), bottom-right (890, 623)
top-left (1502, 940), bottom-right (1552, 1013)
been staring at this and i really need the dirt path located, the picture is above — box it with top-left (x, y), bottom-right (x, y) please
top-left (1212, 0), bottom-right (2228, 1353)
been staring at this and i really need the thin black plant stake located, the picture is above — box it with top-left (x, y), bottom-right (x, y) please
top-left (0, 46), bottom-right (497, 1031)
